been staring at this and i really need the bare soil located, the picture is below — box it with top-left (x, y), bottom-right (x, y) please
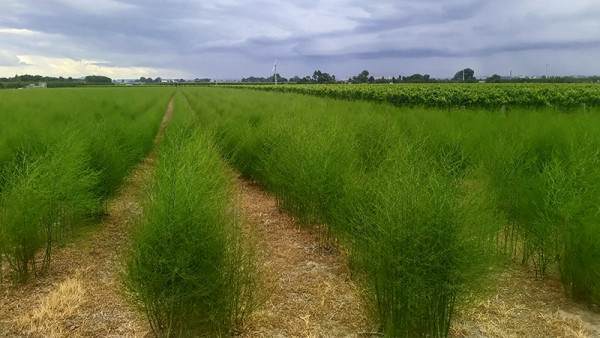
top-left (451, 264), bottom-right (600, 337)
top-left (233, 178), bottom-right (372, 337)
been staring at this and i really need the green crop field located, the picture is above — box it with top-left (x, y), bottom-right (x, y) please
top-left (183, 86), bottom-right (600, 336)
top-left (1, 84), bottom-right (599, 337)
top-left (231, 83), bottom-right (600, 108)
top-left (0, 87), bottom-right (173, 281)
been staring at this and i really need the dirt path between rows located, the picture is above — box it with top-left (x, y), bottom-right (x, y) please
top-left (234, 178), bottom-right (372, 337)
top-left (0, 96), bottom-right (175, 337)
top-left (179, 92), bottom-right (373, 336)
top-left (451, 264), bottom-right (600, 337)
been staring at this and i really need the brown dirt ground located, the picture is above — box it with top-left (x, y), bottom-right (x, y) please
top-left (233, 178), bottom-right (373, 337)
top-left (450, 264), bottom-right (600, 338)
top-left (0, 96), bottom-right (175, 337)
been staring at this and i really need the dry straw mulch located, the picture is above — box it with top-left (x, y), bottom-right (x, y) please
top-left (451, 264), bottom-right (600, 337)
top-left (234, 178), bottom-right (373, 337)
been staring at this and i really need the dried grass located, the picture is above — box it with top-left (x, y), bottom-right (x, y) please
top-left (451, 266), bottom-right (600, 337)
top-left (234, 178), bottom-right (373, 337)
top-left (15, 275), bottom-right (85, 337)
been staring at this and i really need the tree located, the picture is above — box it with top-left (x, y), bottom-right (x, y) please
top-left (241, 76), bottom-right (266, 83)
top-left (266, 73), bottom-right (287, 83)
top-left (485, 74), bottom-right (502, 83)
top-left (402, 74), bottom-right (432, 83)
top-left (312, 70), bottom-right (335, 84)
top-left (312, 70), bottom-right (322, 83)
top-left (85, 75), bottom-right (112, 83)
top-left (350, 70), bottom-right (370, 84)
top-left (453, 68), bottom-right (475, 82)
top-left (374, 76), bottom-right (389, 84)
top-left (154, 77), bottom-right (162, 83)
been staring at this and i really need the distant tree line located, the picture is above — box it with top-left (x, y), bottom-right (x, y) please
top-left (0, 74), bottom-right (114, 89)
top-left (0, 74), bottom-right (78, 88)
top-left (484, 74), bottom-right (600, 83)
top-left (242, 70), bottom-right (339, 84)
top-left (363, 68), bottom-right (474, 83)
top-left (240, 68), bottom-right (600, 85)
top-left (241, 68), bottom-right (477, 84)
top-left (4, 70), bottom-right (599, 90)
top-left (84, 75), bottom-right (112, 83)
top-left (133, 77), bottom-right (213, 84)
top-left (138, 77), bottom-right (163, 83)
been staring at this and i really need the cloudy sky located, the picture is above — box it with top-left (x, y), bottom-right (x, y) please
top-left (1, 0), bottom-right (600, 80)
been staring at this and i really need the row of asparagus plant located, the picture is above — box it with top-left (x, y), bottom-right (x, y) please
top-left (124, 94), bottom-right (257, 337)
top-left (0, 88), bottom-right (171, 281)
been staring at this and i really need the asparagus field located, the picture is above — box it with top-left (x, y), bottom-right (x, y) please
top-left (1, 85), bottom-right (599, 337)
top-left (183, 86), bottom-right (600, 336)
top-left (0, 87), bottom-right (173, 282)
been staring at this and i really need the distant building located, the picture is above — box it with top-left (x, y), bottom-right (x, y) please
top-left (26, 82), bottom-right (47, 89)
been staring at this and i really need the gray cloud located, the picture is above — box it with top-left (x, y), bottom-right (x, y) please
top-left (0, 51), bottom-right (20, 66)
top-left (0, 0), bottom-right (599, 79)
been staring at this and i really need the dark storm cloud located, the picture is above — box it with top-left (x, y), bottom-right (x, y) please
top-left (477, 40), bottom-right (600, 56)
top-left (3, 2), bottom-right (182, 55)
top-left (296, 48), bottom-right (459, 62)
top-left (1, 0), bottom-right (599, 78)
top-left (351, 1), bottom-right (488, 34)
top-left (301, 39), bottom-right (600, 62)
